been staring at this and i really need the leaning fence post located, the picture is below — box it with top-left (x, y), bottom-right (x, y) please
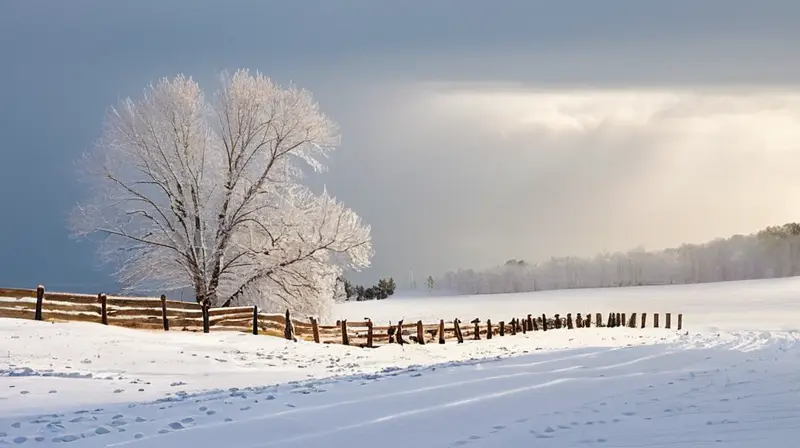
top-left (160, 294), bottom-right (169, 331)
top-left (454, 318), bottom-right (464, 343)
top-left (486, 319), bottom-right (492, 339)
top-left (396, 320), bottom-right (407, 345)
top-left (35, 285), bottom-right (45, 321)
top-left (341, 319), bottom-right (349, 345)
top-left (310, 317), bottom-right (320, 343)
top-left (99, 293), bottom-right (108, 325)
top-left (202, 303), bottom-right (210, 333)
top-left (366, 319), bottom-right (374, 347)
top-left (628, 313), bottom-right (636, 328)
top-left (641, 312), bottom-right (647, 328)
top-left (252, 306), bottom-right (259, 335)
top-left (438, 319), bottom-right (446, 344)
top-left (666, 313), bottom-right (671, 329)
top-left (678, 314), bottom-right (683, 330)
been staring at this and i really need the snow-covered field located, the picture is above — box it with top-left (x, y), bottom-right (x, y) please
top-left (2, 278), bottom-right (800, 447)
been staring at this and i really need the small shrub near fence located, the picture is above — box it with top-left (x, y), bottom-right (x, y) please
top-left (0, 285), bottom-right (683, 348)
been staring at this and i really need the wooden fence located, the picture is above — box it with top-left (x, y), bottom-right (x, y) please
top-left (0, 286), bottom-right (683, 348)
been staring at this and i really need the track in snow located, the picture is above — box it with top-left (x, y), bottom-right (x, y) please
top-left (2, 333), bottom-right (799, 447)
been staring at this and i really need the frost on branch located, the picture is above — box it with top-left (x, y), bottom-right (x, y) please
top-left (70, 70), bottom-right (373, 318)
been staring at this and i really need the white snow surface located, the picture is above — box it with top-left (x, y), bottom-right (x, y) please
top-left (2, 278), bottom-right (800, 447)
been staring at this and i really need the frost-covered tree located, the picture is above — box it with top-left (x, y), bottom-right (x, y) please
top-left (70, 70), bottom-right (373, 317)
top-left (426, 275), bottom-right (435, 291)
top-left (332, 277), bottom-right (348, 303)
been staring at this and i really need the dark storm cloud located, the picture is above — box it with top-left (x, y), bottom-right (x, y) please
top-left (1, 0), bottom-right (800, 290)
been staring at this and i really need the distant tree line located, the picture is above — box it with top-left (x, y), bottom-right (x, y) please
top-left (436, 223), bottom-right (800, 295)
top-left (335, 277), bottom-right (397, 301)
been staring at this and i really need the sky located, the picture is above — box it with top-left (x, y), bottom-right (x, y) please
top-left (2, 0), bottom-right (800, 294)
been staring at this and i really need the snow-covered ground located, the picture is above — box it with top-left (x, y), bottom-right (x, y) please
top-left (2, 278), bottom-right (800, 446)
top-left (337, 277), bottom-right (800, 332)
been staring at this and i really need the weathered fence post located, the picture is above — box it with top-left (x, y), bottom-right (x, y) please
top-left (553, 314), bottom-right (561, 329)
top-left (471, 318), bottom-right (481, 340)
top-left (576, 313), bottom-right (583, 328)
top-left (34, 285), bottom-right (45, 321)
top-left (641, 312), bottom-right (647, 328)
top-left (99, 293), bottom-right (108, 325)
top-left (521, 317), bottom-right (527, 334)
top-left (585, 314), bottom-right (591, 328)
top-left (677, 314), bottom-right (683, 330)
top-left (621, 313), bottom-right (626, 327)
top-left (498, 320), bottom-right (505, 336)
top-left (397, 320), bottom-right (409, 345)
top-left (417, 320), bottom-right (426, 344)
top-left (666, 313), bottom-right (671, 329)
top-left (453, 318), bottom-right (464, 343)
top-left (532, 315), bottom-right (539, 331)
top-left (252, 306), bottom-right (259, 335)
top-left (284, 309), bottom-right (297, 341)
top-left (439, 319), bottom-right (446, 344)
top-left (596, 313), bottom-right (603, 327)
top-left (387, 321), bottom-right (395, 344)
top-left (160, 294), bottom-right (169, 331)
top-left (616, 313), bottom-right (622, 327)
top-left (541, 314), bottom-right (548, 331)
top-left (567, 313), bottom-right (574, 329)
top-left (654, 313), bottom-right (660, 328)
top-left (366, 319), bottom-right (374, 347)
top-left (486, 319), bottom-right (492, 339)
top-left (341, 319), bottom-right (349, 345)
top-left (202, 303), bottom-right (210, 333)
top-left (627, 313), bottom-right (635, 328)
top-left (509, 318), bottom-right (517, 335)
top-left (526, 314), bottom-right (533, 331)
top-left (310, 317), bottom-right (320, 343)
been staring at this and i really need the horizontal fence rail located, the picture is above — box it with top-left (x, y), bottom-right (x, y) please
top-left (0, 285), bottom-right (683, 348)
